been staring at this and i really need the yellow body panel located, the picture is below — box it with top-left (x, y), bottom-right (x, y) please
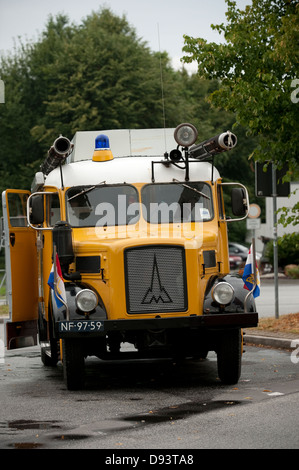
top-left (64, 179), bottom-right (230, 321)
top-left (4, 178), bottom-right (230, 325)
top-left (4, 190), bottom-right (39, 323)
top-left (9, 226), bottom-right (39, 322)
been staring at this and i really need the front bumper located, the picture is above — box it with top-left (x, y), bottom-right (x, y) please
top-left (58, 312), bottom-right (258, 338)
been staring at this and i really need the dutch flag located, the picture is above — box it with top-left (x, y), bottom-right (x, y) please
top-left (48, 253), bottom-right (67, 308)
top-left (242, 245), bottom-right (261, 298)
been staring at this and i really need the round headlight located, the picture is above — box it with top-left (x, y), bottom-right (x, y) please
top-left (75, 289), bottom-right (98, 312)
top-left (212, 282), bottom-right (234, 305)
top-left (174, 123), bottom-right (198, 147)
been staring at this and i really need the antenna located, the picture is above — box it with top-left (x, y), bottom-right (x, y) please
top-left (157, 23), bottom-right (167, 152)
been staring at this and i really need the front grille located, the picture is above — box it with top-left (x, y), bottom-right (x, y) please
top-left (124, 245), bottom-right (188, 314)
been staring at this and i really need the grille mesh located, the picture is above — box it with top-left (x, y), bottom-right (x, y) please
top-left (125, 246), bottom-right (187, 314)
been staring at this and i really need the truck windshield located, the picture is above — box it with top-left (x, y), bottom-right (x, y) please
top-left (66, 184), bottom-right (139, 227)
top-left (141, 182), bottom-right (213, 223)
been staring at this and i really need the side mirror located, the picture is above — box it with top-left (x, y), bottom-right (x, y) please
top-left (52, 221), bottom-right (74, 269)
top-left (231, 188), bottom-right (247, 216)
top-left (29, 194), bottom-right (44, 225)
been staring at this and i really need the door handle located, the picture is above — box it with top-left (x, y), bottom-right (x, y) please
top-left (10, 233), bottom-right (15, 247)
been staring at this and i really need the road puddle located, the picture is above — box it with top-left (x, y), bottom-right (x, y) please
top-left (7, 419), bottom-right (62, 430)
top-left (123, 400), bottom-right (246, 424)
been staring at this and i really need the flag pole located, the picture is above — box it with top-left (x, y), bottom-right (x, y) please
top-left (252, 236), bottom-right (257, 289)
top-left (53, 244), bottom-right (57, 298)
top-left (244, 237), bottom-right (257, 313)
top-left (53, 244), bottom-right (70, 321)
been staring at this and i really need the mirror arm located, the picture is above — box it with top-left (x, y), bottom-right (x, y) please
top-left (220, 182), bottom-right (249, 223)
top-left (27, 192), bottom-right (57, 231)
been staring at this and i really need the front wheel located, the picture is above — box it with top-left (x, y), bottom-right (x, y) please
top-left (41, 338), bottom-right (59, 366)
top-left (62, 339), bottom-right (85, 390)
top-left (217, 329), bottom-right (242, 385)
top-left (40, 308), bottom-right (59, 367)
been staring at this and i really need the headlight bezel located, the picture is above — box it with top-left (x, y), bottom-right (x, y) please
top-left (174, 123), bottom-right (198, 147)
top-left (211, 281), bottom-right (235, 306)
top-left (75, 288), bottom-right (98, 313)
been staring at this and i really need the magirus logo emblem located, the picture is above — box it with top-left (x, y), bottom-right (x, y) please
top-left (142, 254), bottom-right (172, 305)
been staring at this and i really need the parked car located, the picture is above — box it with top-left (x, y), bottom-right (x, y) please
top-left (229, 242), bottom-right (262, 262)
top-left (229, 254), bottom-right (243, 270)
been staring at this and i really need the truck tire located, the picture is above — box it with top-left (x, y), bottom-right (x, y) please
top-left (62, 338), bottom-right (85, 390)
top-left (217, 328), bottom-right (242, 385)
top-left (41, 337), bottom-right (59, 366)
top-left (40, 307), bottom-right (59, 367)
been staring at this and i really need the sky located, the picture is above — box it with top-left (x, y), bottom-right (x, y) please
top-left (0, 0), bottom-right (251, 72)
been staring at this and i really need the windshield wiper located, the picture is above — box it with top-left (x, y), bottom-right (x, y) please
top-left (172, 179), bottom-right (210, 200)
top-left (67, 181), bottom-right (106, 201)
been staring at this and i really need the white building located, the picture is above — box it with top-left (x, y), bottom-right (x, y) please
top-left (252, 182), bottom-right (299, 252)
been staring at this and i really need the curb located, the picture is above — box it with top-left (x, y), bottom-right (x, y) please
top-left (244, 334), bottom-right (297, 350)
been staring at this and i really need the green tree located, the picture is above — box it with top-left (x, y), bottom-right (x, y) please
top-left (183, 0), bottom-right (299, 171)
top-left (265, 232), bottom-right (299, 267)
top-left (0, 14), bottom-right (75, 191)
top-left (0, 8), bottom-right (194, 193)
top-left (30, 10), bottom-right (174, 143)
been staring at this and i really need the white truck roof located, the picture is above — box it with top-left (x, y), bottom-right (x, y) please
top-left (44, 128), bottom-right (221, 188)
top-left (69, 128), bottom-right (177, 162)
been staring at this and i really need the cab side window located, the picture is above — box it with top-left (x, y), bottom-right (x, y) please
top-left (47, 193), bottom-right (60, 227)
top-left (7, 193), bottom-right (28, 227)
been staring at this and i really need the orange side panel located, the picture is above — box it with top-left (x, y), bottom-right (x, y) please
top-left (9, 227), bottom-right (39, 322)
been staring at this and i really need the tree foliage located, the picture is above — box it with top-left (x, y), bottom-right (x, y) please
top-left (265, 232), bottom-right (299, 267)
top-left (0, 8), bottom-right (193, 192)
top-left (183, 0), bottom-right (299, 172)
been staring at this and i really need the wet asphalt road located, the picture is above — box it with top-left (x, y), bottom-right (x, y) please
top-left (0, 278), bottom-right (298, 450)
top-left (0, 341), bottom-right (298, 450)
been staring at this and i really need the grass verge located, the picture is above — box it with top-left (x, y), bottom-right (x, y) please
top-left (255, 312), bottom-right (299, 336)
top-left (0, 305), bottom-right (8, 316)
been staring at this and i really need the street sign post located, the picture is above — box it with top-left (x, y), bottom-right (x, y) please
top-left (246, 218), bottom-right (261, 230)
top-left (254, 162), bottom-right (288, 319)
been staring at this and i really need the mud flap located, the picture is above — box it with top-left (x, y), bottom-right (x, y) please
top-left (6, 320), bottom-right (38, 350)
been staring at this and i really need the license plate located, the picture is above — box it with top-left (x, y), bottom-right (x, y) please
top-left (59, 320), bottom-right (104, 333)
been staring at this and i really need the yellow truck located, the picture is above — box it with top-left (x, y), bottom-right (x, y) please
top-left (1, 123), bottom-right (258, 389)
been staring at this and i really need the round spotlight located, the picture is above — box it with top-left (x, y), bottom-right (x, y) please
top-left (211, 282), bottom-right (234, 305)
top-left (174, 123), bottom-right (198, 147)
top-left (75, 289), bottom-right (98, 312)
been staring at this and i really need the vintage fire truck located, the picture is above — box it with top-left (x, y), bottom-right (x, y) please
top-left (1, 123), bottom-right (258, 389)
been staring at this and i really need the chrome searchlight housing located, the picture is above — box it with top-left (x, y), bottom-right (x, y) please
top-left (189, 130), bottom-right (237, 160)
top-left (75, 289), bottom-right (98, 312)
top-left (40, 135), bottom-right (73, 176)
top-left (174, 123), bottom-right (198, 147)
top-left (212, 282), bottom-right (234, 305)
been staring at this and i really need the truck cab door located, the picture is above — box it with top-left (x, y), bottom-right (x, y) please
top-left (2, 189), bottom-right (38, 349)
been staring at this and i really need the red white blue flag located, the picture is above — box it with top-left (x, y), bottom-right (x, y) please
top-left (48, 253), bottom-right (67, 308)
top-left (242, 245), bottom-right (261, 298)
